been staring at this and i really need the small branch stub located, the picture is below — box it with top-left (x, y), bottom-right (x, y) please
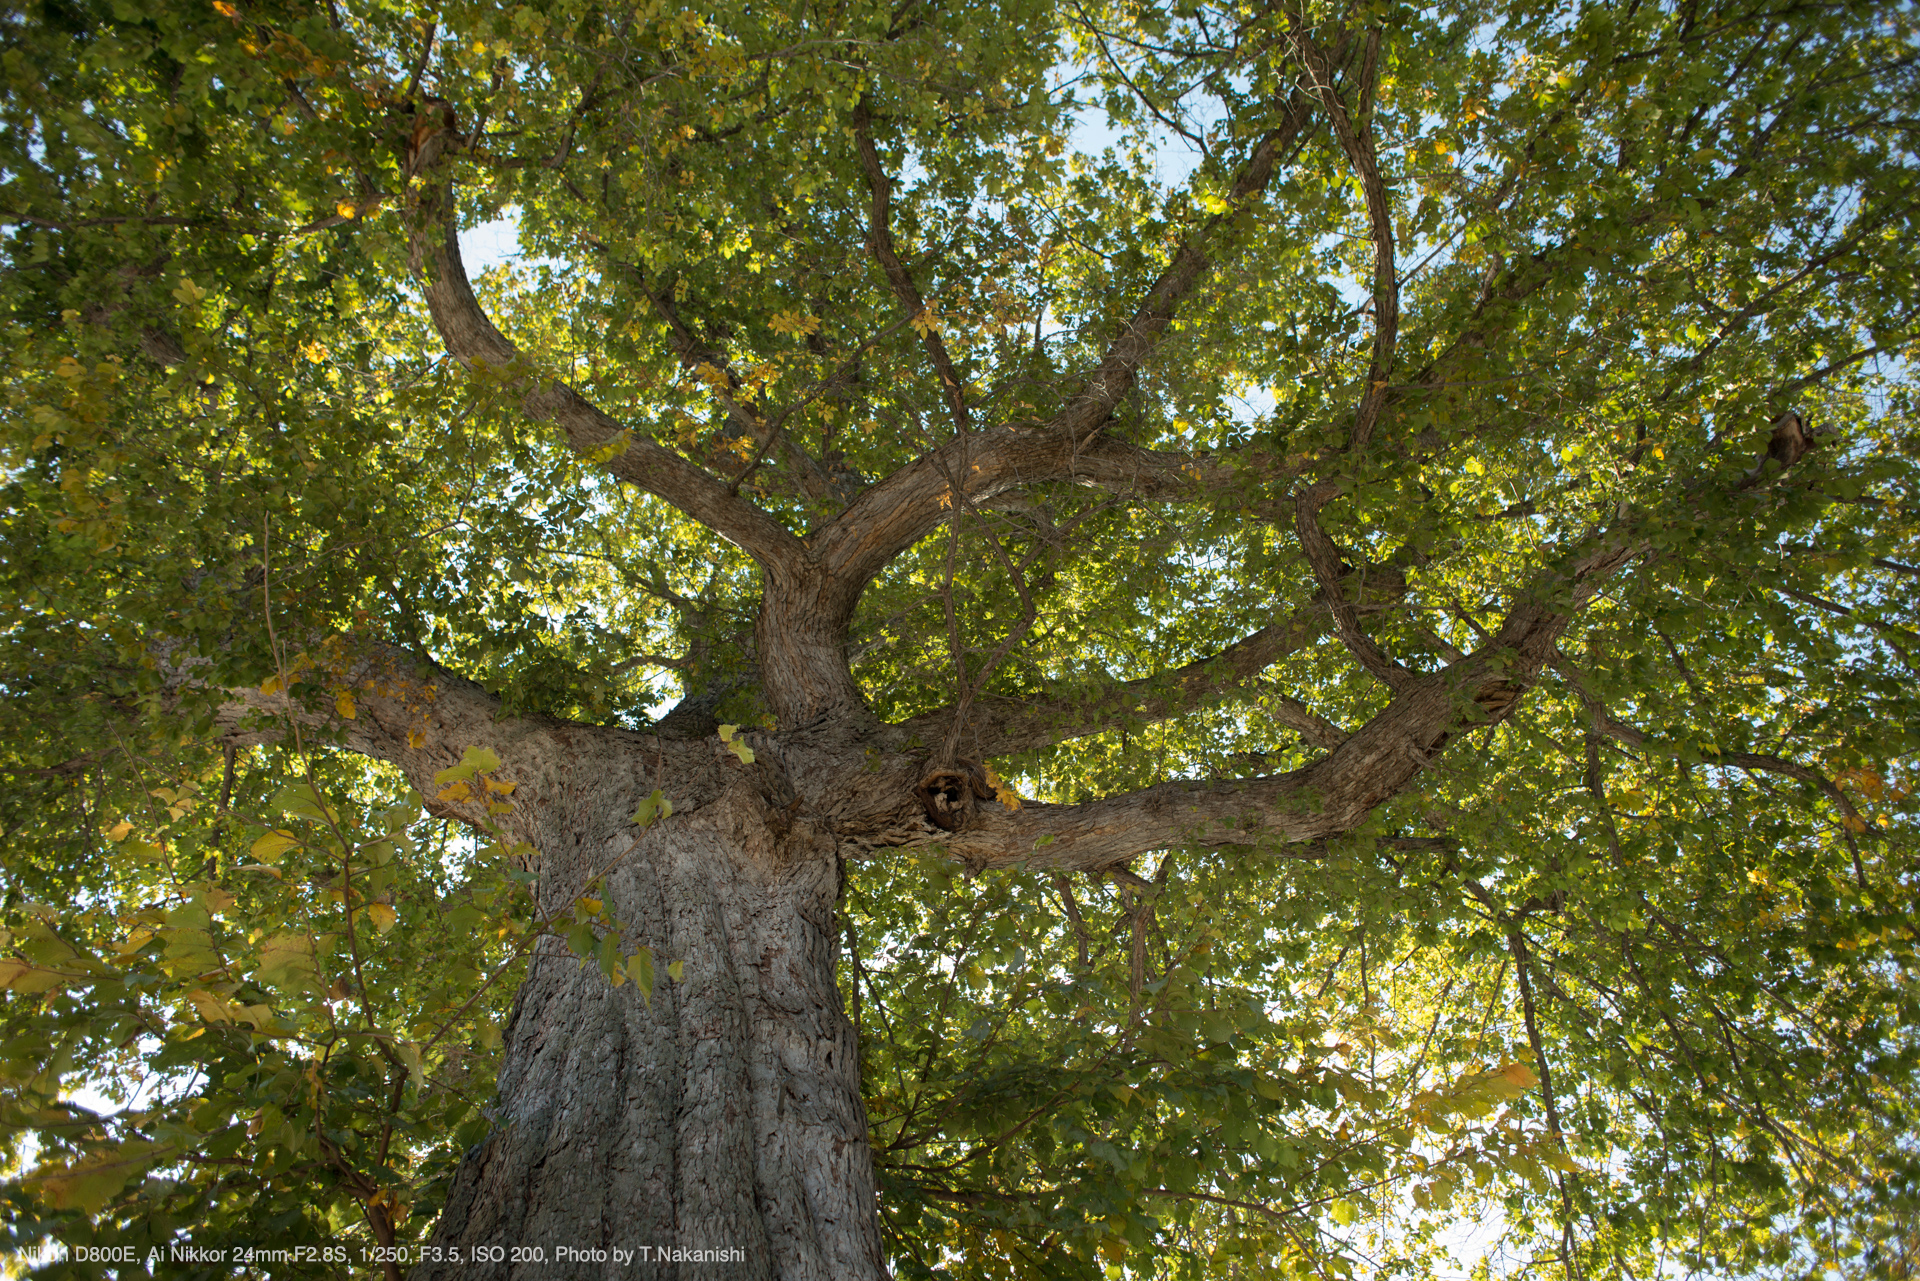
top-left (916, 759), bottom-right (996, 832)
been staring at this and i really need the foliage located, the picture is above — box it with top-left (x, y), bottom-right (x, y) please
top-left (2, 0), bottom-right (1918, 1275)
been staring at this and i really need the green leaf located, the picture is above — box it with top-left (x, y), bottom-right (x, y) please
top-left (628, 946), bottom-right (655, 1005)
top-left (271, 783), bottom-right (337, 825)
top-left (434, 746), bottom-right (503, 787)
top-left (631, 788), bottom-right (672, 828)
top-left (717, 725), bottom-right (755, 765)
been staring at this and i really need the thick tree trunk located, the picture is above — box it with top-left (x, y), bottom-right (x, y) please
top-left (416, 768), bottom-right (886, 1280)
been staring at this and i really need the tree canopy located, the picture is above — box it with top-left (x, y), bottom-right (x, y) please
top-left (2, 0), bottom-right (1918, 1275)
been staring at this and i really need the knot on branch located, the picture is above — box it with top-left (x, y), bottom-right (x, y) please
top-left (1738, 410), bottom-right (1837, 491)
top-left (916, 759), bottom-right (996, 832)
top-left (399, 98), bottom-right (462, 181)
top-left (1474, 682), bottom-right (1523, 724)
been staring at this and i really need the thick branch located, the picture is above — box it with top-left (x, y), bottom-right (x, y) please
top-left (158, 629), bottom-right (699, 848)
top-left (931, 519), bottom-right (1647, 872)
top-left (404, 179), bottom-right (804, 576)
top-left (814, 427), bottom-right (1300, 623)
top-left (809, 97), bottom-right (1316, 602)
top-left (1288, 24), bottom-right (1396, 450)
top-left (1050, 93), bottom-right (1315, 443)
top-left (165, 638), bottom-right (547, 831)
top-left (931, 664), bottom-right (1516, 872)
top-left (884, 568), bottom-right (1400, 756)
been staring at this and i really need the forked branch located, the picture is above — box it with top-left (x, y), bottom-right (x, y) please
top-left (1051, 91), bottom-right (1317, 443)
top-left (401, 124), bottom-right (805, 576)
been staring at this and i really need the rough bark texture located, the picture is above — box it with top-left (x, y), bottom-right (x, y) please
top-left (418, 775), bottom-right (882, 1281)
top-left (301, 698), bottom-right (893, 1280)
top-left (204, 655), bottom-right (899, 1277)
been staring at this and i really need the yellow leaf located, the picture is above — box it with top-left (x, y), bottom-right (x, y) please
top-left (186, 989), bottom-right (246, 1024)
top-left (260, 674), bottom-right (282, 696)
top-left (982, 763), bottom-right (1021, 810)
top-left (436, 780), bottom-right (473, 804)
top-left (249, 825), bottom-right (297, 868)
top-left (106, 820), bottom-right (134, 841)
top-left (717, 724), bottom-right (755, 765)
top-left (770, 309), bottom-right (822, 337)
top-left (255, 934), bottom-right (318, 992)
top-left (366, 902), bottom-right (397, 934)
top-left (1502, 1061), bottom-right (1538, 1084)
top-left (26, 1141), bottom-right (176, 1215)
top-left (335, 690), bottom-right (356, 719)
top-left (584, 429), bottom-right (632, 464)
top-left (114, 927), bottom-right (155, 956)
top-left (0, 957), bottom-right (70, 994)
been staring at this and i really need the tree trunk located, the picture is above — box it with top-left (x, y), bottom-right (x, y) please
top-left (416, 767), bottom-right (887, 1281)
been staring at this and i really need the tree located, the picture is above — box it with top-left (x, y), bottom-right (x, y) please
top-left (2, 0), bottom-right (1918, 1274)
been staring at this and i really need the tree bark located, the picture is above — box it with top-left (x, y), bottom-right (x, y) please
top-left (417, 762), bottom-right (885, 1281)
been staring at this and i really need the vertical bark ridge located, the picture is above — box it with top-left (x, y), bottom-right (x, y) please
top-left (417, 778), bottom-right (884, 1279)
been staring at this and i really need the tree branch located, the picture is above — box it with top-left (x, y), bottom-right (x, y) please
top-left (883, 567), bottom-right (1400, 757)
top-left (1287, 23), bottom-right (1395, 451)
top-left (617, 262), bottom-right (848, 502)
top-left (1772, 582), bottom-right (1919, 672)
top-left (161, 633), bottom-right (664, 840)
top-left (1281, 26), bottom-right (1415, 690)
top-left (916, 511), bottom-right (1647, 871)
top-left (1050, 91), bottom-right (1316, 444)
top-left (1549, 649), bottom-right (1870, 884)
top-left (813, 427), bottom-right (1302, 619)
top-left (802, 89), bottom-right (1323, 606)
top-left (852, 100), bottom-right (971, 433)
top-left (400, 122), bottom-right (805, 576)
top-left (1291, 496), bottom-right (1416, 690)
